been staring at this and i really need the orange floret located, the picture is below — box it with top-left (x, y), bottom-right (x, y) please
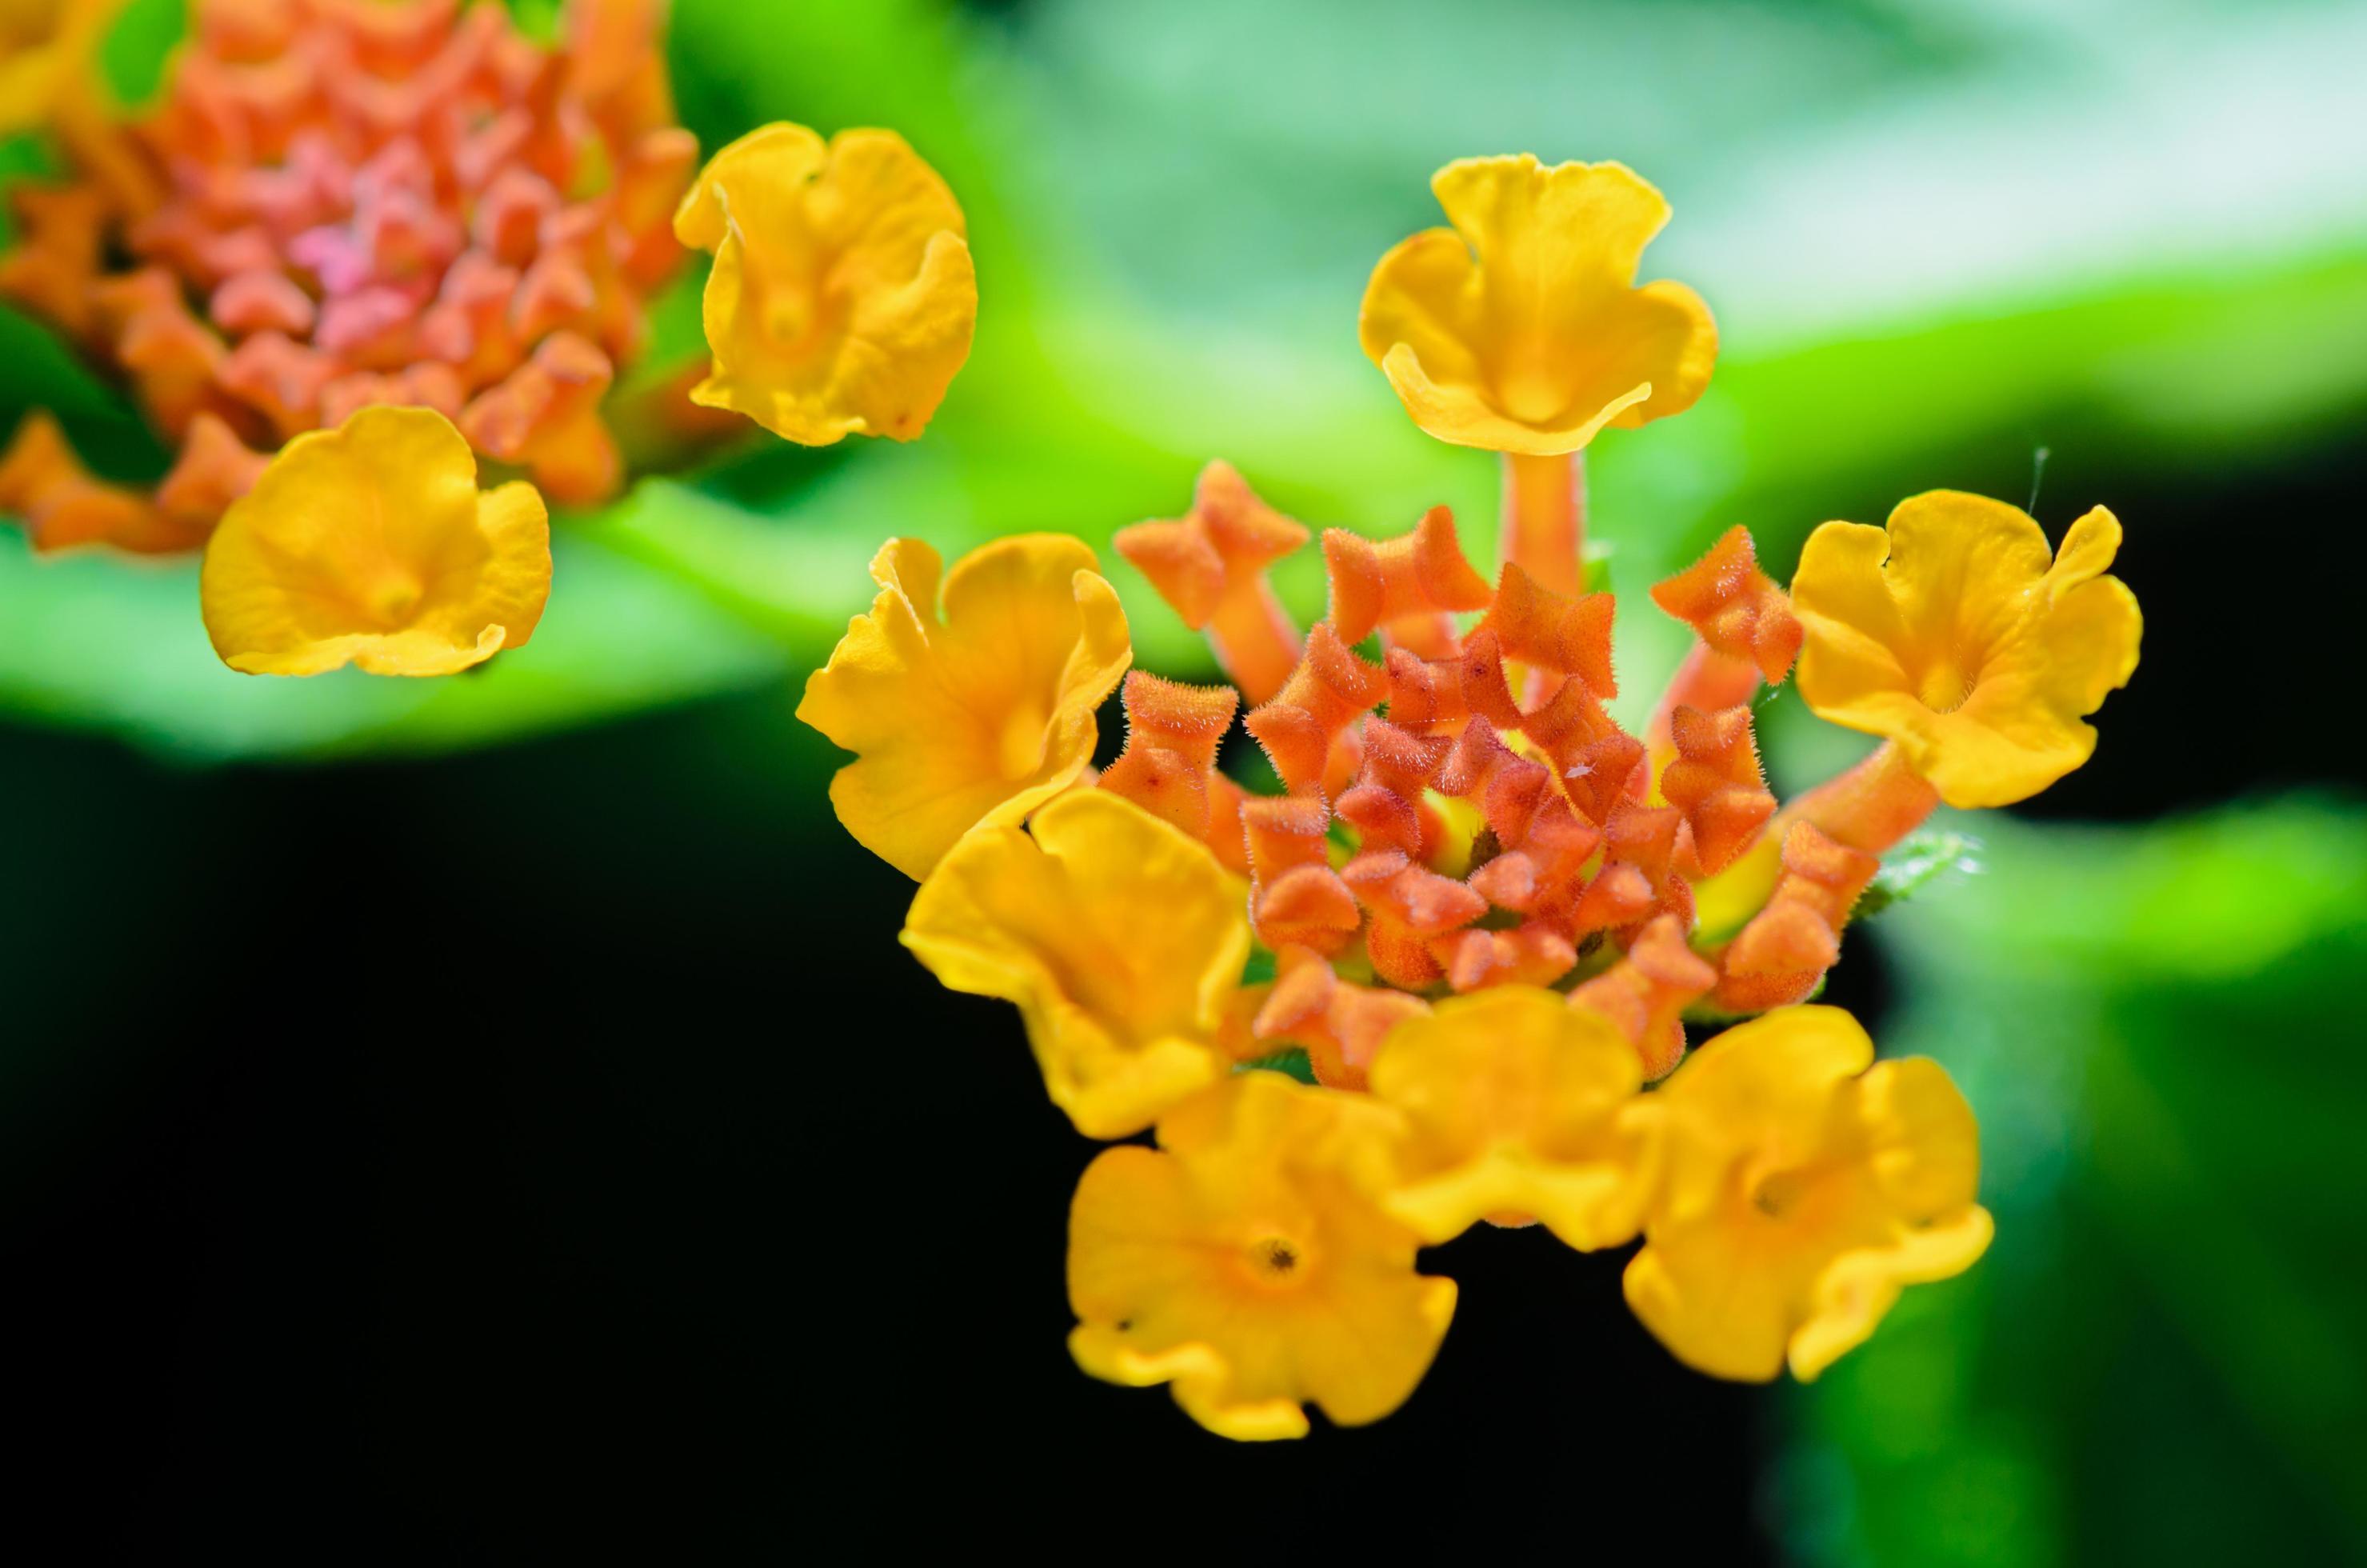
top-left (1382, 626), bottom-right (1523, 736)
top-left (1566, 802), bottom-right (1691, 942)
top-left (1335, 717), bottom-right (1450, 861)
top-left (1477, 562), bottom-right (1618, 698)
top-left (1433, 922), bottom-right (1578, 993)
top-left (1569, 914), bottom-right (1717, 1080)
top-left (1520, 675), bottom-right (1644, 825)
top-left (1253, 950), bottom-right (1430, 1091)
top-left (1322, 504), bottom-right (1492, 656)
top-left (155, 413), bottom-right (270, 534)
top-left (0, 412), bottom-right (192, 554)
top-left (1713, 822), bottom-right (1881, 1014)
top-left (1115, 461), bottom-right (1311, 703)
top-left (1099, 672), bottom-right (1241, 848)
top-left (1343, 849), bottom-right (1488, 988)
top-left (1241, 795), bottom-right (1359, 955)
top-left (1245, 622), bottom-right (1386, 797)
top-left (1657, 704), bottom-right (1777, 876)
top-left (1436, 718), bottom-right (1552, 848)
top-left (1649, 524), bottom-right (1801, 684)
top-left (457, 330), bottom-right (619, 504)
top-left (1469, 798), bottom-right (1602, 917)
top-left (0, 186), bottom-right (110, 341)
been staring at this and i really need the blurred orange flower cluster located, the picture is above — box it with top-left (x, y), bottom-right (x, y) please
top-left (802, 154), bottom-right (2143, 1438)
top-left (2, 0), bottom-right (978, 678)
top-left (2, 0), bottom-right (690, 554)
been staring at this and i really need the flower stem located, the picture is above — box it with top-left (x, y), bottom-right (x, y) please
top-left (1499, 450), bottom-right (1585, 598)
top-left (1787, 741), bottom-right (1940, 855)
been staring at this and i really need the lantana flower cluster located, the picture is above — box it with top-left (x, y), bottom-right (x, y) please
top-left (1, 0), bottom-right (977, 675)
top-left (802, 154), bottom-right (2142, 1438)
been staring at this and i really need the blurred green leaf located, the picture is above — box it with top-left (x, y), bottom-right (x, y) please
top-left (0, 515), bottom-right (788, 762)
top-left (1782, 798), bottom-right (2367, 1567)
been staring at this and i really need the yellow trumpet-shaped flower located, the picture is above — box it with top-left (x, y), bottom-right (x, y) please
top-left (1068, 1071), bottom-right (1457, 1440)
top-left (1366, 987), bottom-right (1652, 1249)
top-left (798, 533), bottom-right (1130, 878)
top-left (199, 406), bottom-right (550, 678)
top-left (902, 790), bottom-right (1249, 1139)
top-left (673, 122), bottom-right (978, 446)
top-left (1791, 491), bottom-right (2142, 808)
top-left (1623, 1006), bottom-right (1992, 1382)
top-left (1358, 154), bottom-right (1716, 455)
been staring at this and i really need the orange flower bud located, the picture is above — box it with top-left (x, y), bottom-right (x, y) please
top-left (1117, 461), bottom-right (1310, 703)
top-left (1569, 914), bottom-right (1717, 1080)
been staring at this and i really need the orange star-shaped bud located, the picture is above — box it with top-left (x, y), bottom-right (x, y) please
top-left (1244, 622), bottom-right (1385, 797)
top-left (1099, 672), bottom-right (1241, 849)
top-left (1651, 524), bottom-right (1801, 684)
top-left (1321, 504), bottom-right (1491, 655)
top-left (1117, 461), bottom-right (1311, 703)
top-left (1569, 914), bottom-right (1717, 1080)
top-left (1657, 704), bottom-right (1777, 876)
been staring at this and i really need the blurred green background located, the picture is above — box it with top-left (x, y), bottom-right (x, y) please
top-left (5, 0), bottom-right (2365, 1558)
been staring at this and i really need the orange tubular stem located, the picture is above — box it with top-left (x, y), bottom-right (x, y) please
top-left (1500, 450), bottom-right (1585, 599)
top-left (1785, 741), bottom-right (1940, 856)
top-left (1207, 580), bottom-right (1304, 707)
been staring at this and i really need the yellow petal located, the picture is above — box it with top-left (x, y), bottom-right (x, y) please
top-left (675, 122), bottom-right (978, 446)
top-left (1789, 1207), bottom-right (1992, 1382)
top-left (1066, 1074), bottom-right (1454, 1438)
top-left (1368, 986), bottom-right (1649, 1249)
top-left (1623, 1214), bottom-right (1800, 1382)
top-left (1792, 491), bottom-right (2142, 807)
top-left (198, 406), bottom-right (550, 678)
top-left (1358, 155), bottom-right (1715, 454)
top-left (1852, 1057), bottom-right (1982, 1220)
top-left (1653, 1006), bottom-right (1873, 1217)
top-left (901, 790), bottom-right (1246, 1139)
top-left (798, 532), bottom-right (1130, 878)
top-left (1628, 1010), bottom-right (1992, 1382)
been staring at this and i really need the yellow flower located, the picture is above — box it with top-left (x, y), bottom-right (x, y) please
top-left (1068, 1071), bottom-right (1456, 1439)
top-left (1790, 491), bottom-right (2142, 808)
top-left (1623, 1006), bottom-right (1992, 1382)
top-left (1358, 154), bottom-right (1716, 455)
top-left (198, 406), bottom-right (550, 678)
top-left (1366, 986), bottom-right (1651, 1249)
top-left (902, 790), bottom-right (1248, 1139)
top-left (798, 533), bottom-right (1130, 879)
top-left (672, 122), bottom-right (978, 446)
top-left (0, 0), bottom-right (118, 136)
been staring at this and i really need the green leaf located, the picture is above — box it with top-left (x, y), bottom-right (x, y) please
top-left (1235, 1048), bottom-right (1316, 1086)
top-left (1785, 800), bottom-right (2367, 1566)
top-left (1854, 828), bottom-right (1984, 921)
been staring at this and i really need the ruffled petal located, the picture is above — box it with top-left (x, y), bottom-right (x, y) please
top-left (1368, 986), bottom-right (1648, 1249)
top-left (676, 122), bottom-right (977, 445)
top-left (900, 791), bottom-right (1246, 1138)
top-left (198, 406), bottom-right (550, 677)
top-left (1793, 492), bottom-right (2141, 807)
top-left (1358, 155), bottom-right (1715, 454)
top-left (1065, 1074), bottom-right (1453, 1439)
top-left (797, 533), bottom-right (1130, 879)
